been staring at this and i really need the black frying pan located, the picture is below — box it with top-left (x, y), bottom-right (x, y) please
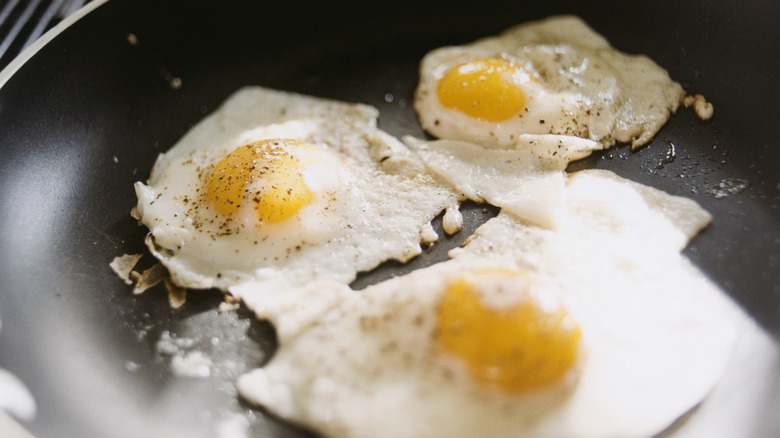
top-left (0, 0), bottom-right (777, 437)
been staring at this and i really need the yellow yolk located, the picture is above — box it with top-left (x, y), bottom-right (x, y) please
top-left (204, 139), bottom-right (314, 224)
top-left (436, 269), bottom-right (581, 393)
top-left (436, 58), bottom-right (528, 122)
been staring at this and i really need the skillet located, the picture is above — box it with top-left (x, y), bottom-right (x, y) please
top-left (0, 0), bottom-right (778, 437)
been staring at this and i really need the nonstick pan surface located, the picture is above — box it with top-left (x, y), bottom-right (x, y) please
top-left (0, 0), bottom-right (778, 437)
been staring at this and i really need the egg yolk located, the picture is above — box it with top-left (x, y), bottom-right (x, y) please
top-left (436, 58), bottom-right (529, 122)
top-left (204, 139), bottom-right (314, 224)
top-left (435, 269), bottom-right (581, 393)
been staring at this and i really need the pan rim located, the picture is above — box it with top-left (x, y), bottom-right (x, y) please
top-left (0, 0), bottom-right (109, 90)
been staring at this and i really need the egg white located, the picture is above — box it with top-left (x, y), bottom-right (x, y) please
top-left (236, 170), bottom-right (737, 438)
top-left (414, 15), bottom-right (686, 150)
top-left (404, 134), bottom-right (603, 230)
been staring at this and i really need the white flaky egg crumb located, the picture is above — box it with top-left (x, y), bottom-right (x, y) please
top-left (109, 253), bottom-right (143, 285)
top-left (683, 94), bottom-right (715, 120)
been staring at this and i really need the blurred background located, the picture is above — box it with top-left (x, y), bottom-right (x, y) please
top-left (0, 0), bottom-right (92, 70)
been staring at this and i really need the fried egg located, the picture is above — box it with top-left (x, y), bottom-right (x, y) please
top-left (404, 134), bottom-right (602, 230)
top-left (134, 87), bottom-right (460, 304)
top-left (237, 172), bottom-right (737, 437)
top-left (414, 15), bottom-right (687, 149)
